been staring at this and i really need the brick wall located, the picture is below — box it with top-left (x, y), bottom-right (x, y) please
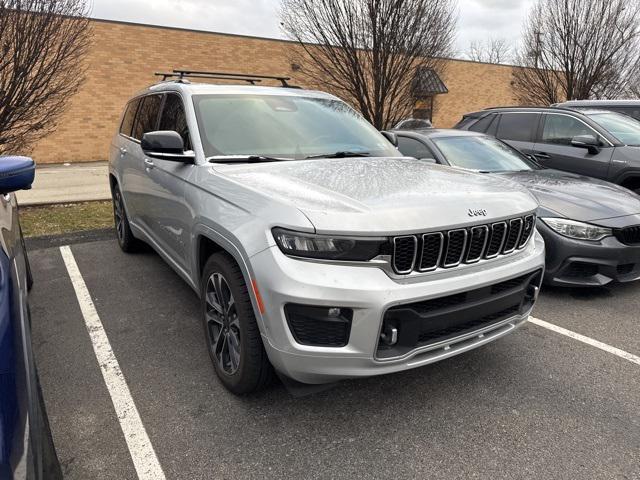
top-left (31, 19), bottom-right (518, 164)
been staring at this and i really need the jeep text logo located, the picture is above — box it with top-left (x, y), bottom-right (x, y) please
top-left (467, 208), bottom-right (487, 217)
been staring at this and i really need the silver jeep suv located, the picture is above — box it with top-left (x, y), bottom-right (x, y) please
top-left (109, 72), bottom-right (545, 394)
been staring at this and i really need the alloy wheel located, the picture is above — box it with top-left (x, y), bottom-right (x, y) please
top-left (205, 272), bottom-right (241, 375)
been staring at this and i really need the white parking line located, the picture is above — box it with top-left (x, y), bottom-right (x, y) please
top-left (529, 316), bottom-right (640, 366)
top-left (60, 246), bottom-right (166, 480)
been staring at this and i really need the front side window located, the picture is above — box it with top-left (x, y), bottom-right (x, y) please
top-left (432, 135), bottom-right (537, 172)
top-left (397, 136), bottom-right (435, 159)
top-left (587, 112), bottom-right (640, 146)
top-left (120, 98), bottom-right (140, 137)
top-left (541, 114), bottom-right (597, 146)
top-left (496, 113), bottom-right (539, 142)
top-left (192, 94), bottom-right (400, 159)
top-left (159, 94), bottom-right (191, 150)
top-left (132, 94), bottom-right (163, 141)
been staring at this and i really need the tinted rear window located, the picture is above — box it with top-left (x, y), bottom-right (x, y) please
top-left (132, 95), bottom-right (163, 140)
top-left (468, 114), bottom-right (496, 134)
top-left (496, 113), bottom-right (538, 142)
top-left (120, 98), bottom-right (140, 137)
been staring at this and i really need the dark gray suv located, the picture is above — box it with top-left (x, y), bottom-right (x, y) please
top-left (455, 106), bottom-right (640, 194)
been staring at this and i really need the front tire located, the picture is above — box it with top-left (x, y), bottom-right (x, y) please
top-left (201, 253), bottom-right (273, 394)
top-left (112, 183), bottom-right (142, 253)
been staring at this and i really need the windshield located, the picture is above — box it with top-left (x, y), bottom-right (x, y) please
top-left (192, 94), bottom-right (400, 159)
top-left (587, 112), bottom-right (640, 146)
top-left (431, 135), bottom-right (538, 172)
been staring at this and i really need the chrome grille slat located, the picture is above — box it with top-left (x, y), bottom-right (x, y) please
top-left (466, 225), bottom-right (489, 263)
top-left (503, 218), bottom-right (524, 254)
top-left (392, 235), bottom-right (418, 274)
top-left (443, 229), bottom-right (468, 267)
top-left (486, 222), bottom-right (508, 259)
top-left (418, 233), bottom-right (444, 272)
top-left (390, 215), bottom-right (535, 275)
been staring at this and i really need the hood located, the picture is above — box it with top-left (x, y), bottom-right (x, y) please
top-left (497, 169), bottom-right (640, 222)
top-left (214, 157), bottom-right (537, 234)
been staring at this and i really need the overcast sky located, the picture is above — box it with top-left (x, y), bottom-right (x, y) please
top-left (91, 0), bottom-right (535, 60)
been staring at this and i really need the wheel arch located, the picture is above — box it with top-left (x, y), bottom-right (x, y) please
top-left (194, 229), bottom-right (268, 334)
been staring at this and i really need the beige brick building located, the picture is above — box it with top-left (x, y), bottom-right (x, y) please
top-left (31, 19), bottom-right (519, 164)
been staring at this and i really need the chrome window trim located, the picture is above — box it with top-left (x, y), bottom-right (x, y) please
top-left (466, 225), bottom-right (489, 263)
top-left (418, 232), bottom-right (444, 272)
top-left (392, 235), bottom-right (418, 274)
top-left (485, 222), bottom-right (508, 259)
top-left (503, 218), bottom-right (524, 254)
top-left (443, 229), bottom-right (468, 268)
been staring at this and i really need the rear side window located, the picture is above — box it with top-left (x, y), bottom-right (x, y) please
top-left (131, 95), bottom-right (163, 141)
top-left (397, 136), bottom-right (436, 159)
top-left (159, 94), bottom-right (191, 150)
top-left (541, 114), bottom-right (596, 145)
top-left (496, 113), bottom-right (538, 142)
top-left (120, 98), bottom-right (140, 137)
top-left (468, 114), bottom-right (496, 134)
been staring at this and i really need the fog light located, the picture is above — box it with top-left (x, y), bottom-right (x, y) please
top-left (284, 304), bottom-right (353, 347)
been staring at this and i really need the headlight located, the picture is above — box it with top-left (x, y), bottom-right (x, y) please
top-left (541, 218), bottom-right (612, 241)
top-left (272, 228), bottom-right (388, 260)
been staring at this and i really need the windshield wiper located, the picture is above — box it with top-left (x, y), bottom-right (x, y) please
top-left (207, 155), bottom-right (289, 164)
top-left (304, 151), bottom-right (370, 159)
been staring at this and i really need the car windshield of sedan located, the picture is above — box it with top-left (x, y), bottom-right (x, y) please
top-left (192, 94), bottom-right (401, 160)
top-left (587, 112), bottom-right (640, 146)
top-left (432, 135), bottom-right (538, 172)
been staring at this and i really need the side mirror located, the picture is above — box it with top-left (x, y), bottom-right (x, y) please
top-left (571, 135), bottom-right (600, 154)
top-left (141, 131), bottom-right (195, 163)
top-left (0, 156), bottom-right (35, 194)
top-left (381, 131), bottom-right (399, 147)
top-left (419, 157), bottom-right (437, 164)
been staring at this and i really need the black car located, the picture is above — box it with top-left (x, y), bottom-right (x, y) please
top-left (0, 157), bottom-right (62, 479)
top-left (454, 106), bottom-right (640, 194)
top-left (553, 100), bottom-right (640, 122)
top-left (392, 129), bottom-right (640, 287)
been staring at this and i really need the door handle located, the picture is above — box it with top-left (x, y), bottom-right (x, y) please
top-left (119, 147), bottom-right (127, 156)
top-left (144, 158), bottom-right (154, 169)
top-left (533, 152), bottom-right (550, 160)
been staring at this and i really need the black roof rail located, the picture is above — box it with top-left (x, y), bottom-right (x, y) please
top-left (154, 70), bottom-right (300, 88)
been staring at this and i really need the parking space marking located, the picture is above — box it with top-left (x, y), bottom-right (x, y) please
top-left (60, 246), bottom-right (166, 480)
top-left (529, 316), bottom-right (640, 366)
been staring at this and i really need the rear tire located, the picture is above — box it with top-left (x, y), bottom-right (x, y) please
top-left (201, 252), bottom-right (273, 394)
top-left (112, 183), bottom-right (142, 253)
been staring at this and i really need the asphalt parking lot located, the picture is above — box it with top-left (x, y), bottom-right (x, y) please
top-left (29, 235), bottom-right (639, 480)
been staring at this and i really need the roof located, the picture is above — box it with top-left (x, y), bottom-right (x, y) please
top-left (412, 68), bottom-right (448, 96)
top-left (393, 128), bottom-right (483, 139)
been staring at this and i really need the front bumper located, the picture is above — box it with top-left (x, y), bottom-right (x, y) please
top-left (249, 231), bottom-right (545, 384)
top-left (538, 221), bottom-right (640, 287)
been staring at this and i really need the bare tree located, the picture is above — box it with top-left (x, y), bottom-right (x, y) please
top-left (0, 0), bottom-right (91, 155)
top-left (280, 0), bottom-right (457, 129)
top-left (512, 0), bottom-right (640, 105)
top-left (467, 38), bottom-right (511, 64)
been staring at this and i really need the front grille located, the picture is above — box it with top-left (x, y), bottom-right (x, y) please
top-left (377, 269), bottom-right (543, 359)
top-left (614, 225), bottom-right (640, 245)
top-left (391, 214), bottom-right (535, 275)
